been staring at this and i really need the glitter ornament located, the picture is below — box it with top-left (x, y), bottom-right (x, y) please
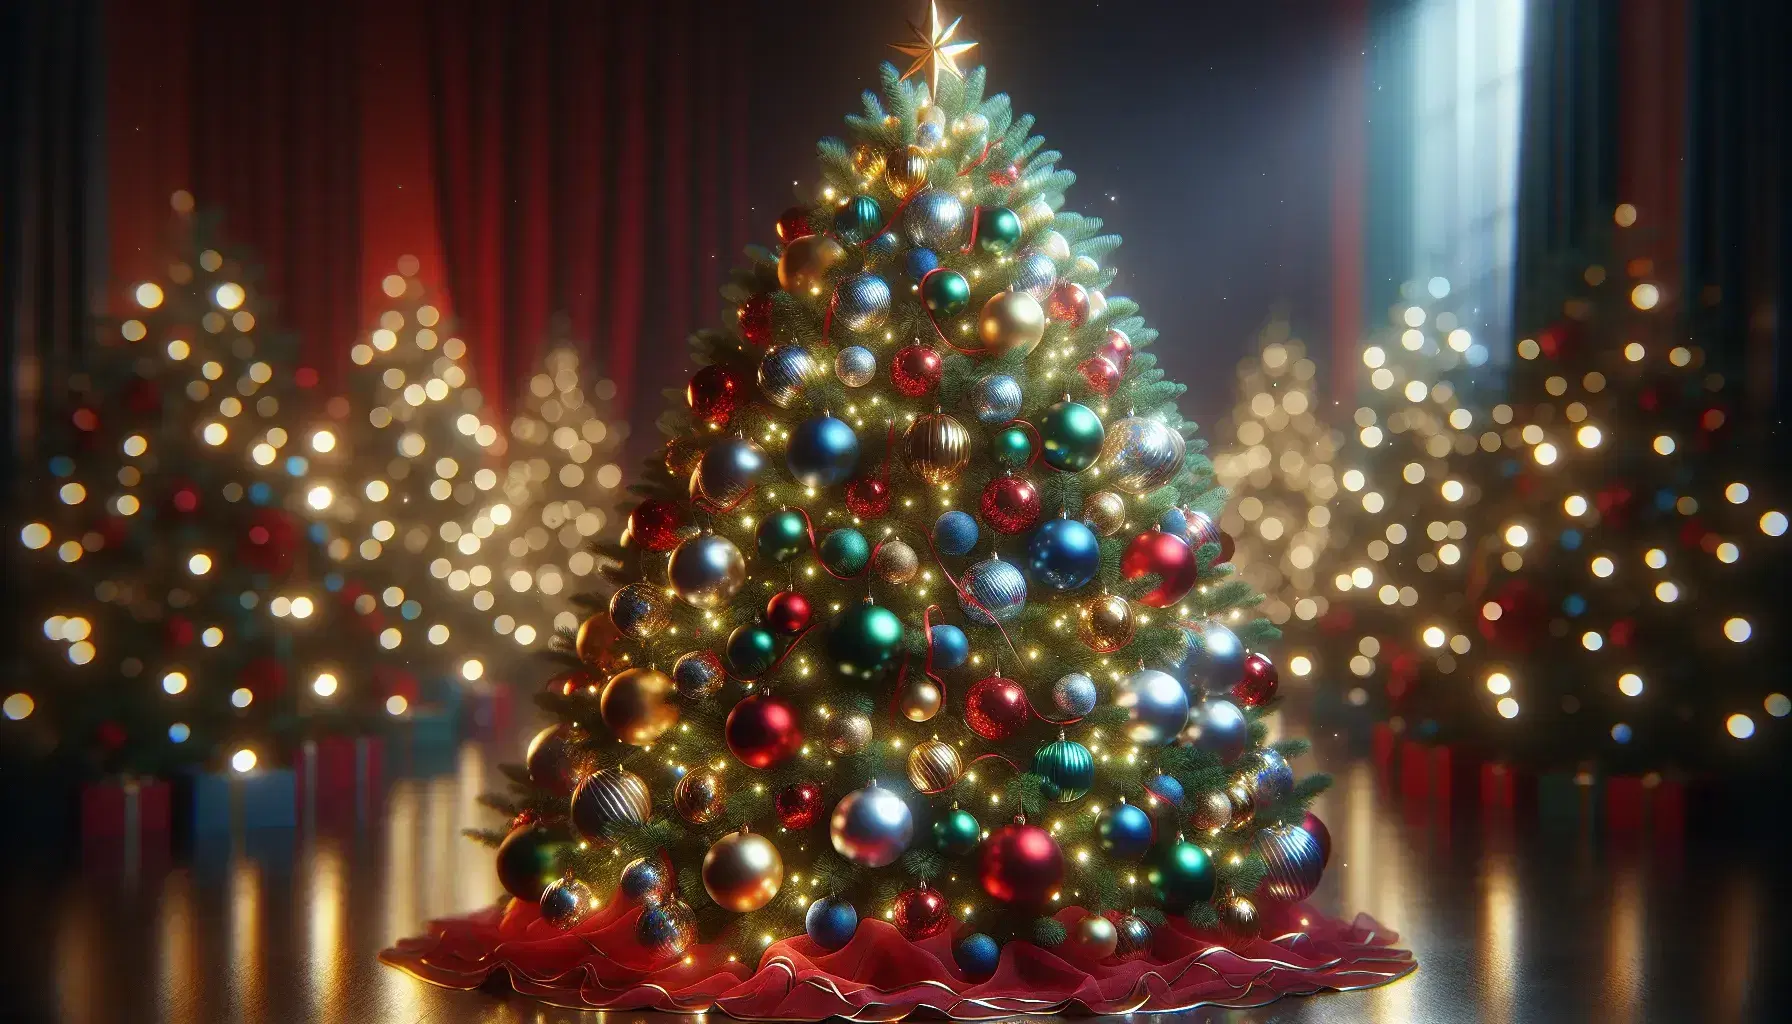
top-left (756, 509), bottom-right (808, 562)
top-left (933, 509), bottom-right (980, 555)
top-left (805, 895), bottom-right (859, 951)
top-left (496, 825), bottom-right (569, 902)
top-left (1078, 355), bottom-right (1121, 397)
top-left (954, 933), bottom-right (1000, 979)
top-left (979, 822), bottom-right (1063, 905)
top-left (702, 829), bottom-right (784, 912)
top-left (1083, 490), bottom-right (1127, 536)
top-left (906, 247), bottom-right (941, 281)
top-left (1145, 772), bottom-right (1185, 810)
top-left (971, 374), bottom-right (1024, 424)
top-left (898, 675), bottom-right (944, 722)
top-left (903, 411), bottom-right (972, 484)
top-left (835, 345), bottom-right (877, 387)
top-left (893, 883), bottom-right (950, 939)
top-left (690, 437), bottom-right (765, 508)
top-left (1032, 736), bottom-right (1095, 802)
top-left (619, 856), bottom-right (673, 904)
top-left (610, 582), bottom-right (671, 640)
top-left (1099, 414), bottom-right (1186, 494)
top-left (725, 624), bottom-right (778, 678)
top-left (1026, 516), bottom-right (1100, 590)
top-left (1120, 529), bottom-right (1198, 608)
top-left (599, 667), bottom-right (680, 746)
top-left (635, 899), bottom-right (696, 960)
top-left (1190, 788), bottom-right (1234, 834)
top-left (738, 291), bottom-right (775, 346)
top-left (1236, 652), bottom-right (1280, 707)
top-left (1183, 698), bottom-right (1248, 764)
top-left (891, 344), bottom-right (943, 397)
top-left (835, 272), bottom-right (892, 332)
top-left (1246, 747), bottom-right (1296, 806)
top-left (1046, 282), bottom-right (1091, 327)
top-left (539, 876), bottom-right (597, 930)
top-left (525, 724), bottom-right (596, 797)
top-left (979, 474), bottom-right (1042, 534)
top-left (1039, 398), bottom-right (1106, 473)
top-left (851, 142), bottom-right (887, 180)
top-left (1051, 672), bottom-right (1098, 718)
top-left (673, 768), bottom-right (726, 823)
top-left (902, 187), bottom-right (965, 248)
top-left (570, 767), bottom-right (651, 840)
top-left (872, 538), bottom-right (920, 583)
top-left (976, 290), bottom-right (1046, 358)
top-left (776, 206), bottom-right (812, 243)
top-left (759, 344), bottom-right (819, 409)
top-left (1012, 249), bottom-right (1057, 300)
top-left (921, 267), bottom-right (972, 317)
top-left (959, 556), bottom-right (1027, 624)
top-left (725, 693), bottom-right (803, 769)
top-left (1255, 824), bottom-right (1326, 902)
top-left (787, 413), bottom-right (861, 487)
top-left (669, 532), bottom-right (746, 609)
top-left (845, 475), bottom-right (892, 518)
top-left (830, 784), bottom-right (914, 867)
top-left (964, 673), bottom-right (1031, 740)
top-left (778, 234), bottom-right (846, 296)
top-left (765, 589), bottom-right (813, 635)
top-left (1077, 592), bottom-right (1135, 653)
top-left (686, 364), bottom-right (745, 427)
top-left (1117, 667), bottom-right (1189, 746)
top-left (777, 782), bottom-right (825, 829)
top-left (1065, 914), bottom-right (1119, 961)
top-left (825, 712), bottom-right (874, 755)
top-left (627, 499), bottom-right (687, 553)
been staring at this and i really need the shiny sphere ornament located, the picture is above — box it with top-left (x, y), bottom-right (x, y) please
top-left (738, 291), bottom-right (775, 346)
top-left (1012, 250), bottom-right (1057, 300)
top-left (898, 675), bottom-right (944, 722)
top-left (835, 271), bottom-right (892, 332)
top-left (891, 344), bottom-right (944, 397)
top-left (787, 414), bottom-right (861, 487)
top-left (1033, 737), bottom-right (1095, 802)
top-left (1051, 672), bottom-right (1098, 719)
top-left (1018, 197), bottom-right (1055, 233)
top-left (1078, 355), bottom-right (1122, 398)
top-left (1145, 772), bottom-right (1185, 809)
top-left (933, 806), bottom-right (981, 856)
top-left (1236, 652), bottom-right (1280, 707)
top-left (902, 187), bottom-right (966, 248)
top-left (929, 624), bottom-right (969, 670)
top-left (954, 933), bottom-right (1001, 979)
top-left (570, 767), bottom-right (651, 840)
top-left (818, 527), bottom-right (871, 575)
top-left (1099, 415), bottom-right (1186, 494)
top-left (1087, 288), bottom-right (1109, 318)
top-left (884, 144), bottom-right (929, 199)
top-left (627, 499), bottom-right (687, 553)
top-left (933, 509), bottom-right (980, 556)
top-left (979, 474), bottom-right (1043, 535)
top-left (1039, 399), bottom-right (1106, 473)
top-left (600, 667), bottom-right (680, 746)
top-left (974, 206), bottom-right (1024, 253)
top-left (574, 612), bottom-right (624, 670)
top-left (1120, 529), bottom-right (1198, 608)
top-left (1247, 747), bottom-right (1296, 806)
top-left (1150, 839), bottom-right (1216, 911)
top-left (765, 590), bottom-right (813, 635)
top-left (976, 290), bottom-right (1047, 358)
top-left (844, 475), bottom-right (892, 519)
top-left (776, 206), bottom-right (812, 243)
top-left (1186, 621), bottom-right (1248, 696)
top-left (867, 230), bottom-right (900, 261)
top-left (1255, 824), bottom-right (1326, 902)
top-left (921, 268), bottom-right (972, 317)
top-left (1046, 282), bottom-right (1091, 327)
top-left (1184, 507), bottom-right (1224, 551)
top-left (674, 768), bottom-right (726, 823)
top-left (1184, 699), bottom-right (1249, 765)
top-left (725, 624), bottom-right (779, 679)
top-left (972, 374), bottom-right (1024, 424)
top-left (1158, 506), bottom-right (1188, 542)
top-left (1026, 516), bottom-right (1100, 590)
top-left (1217, 893), bottom-right (1260, 941)
top-left (1083, 490), bottom-right (1127, 536)
top-left (525, 724), bottom-right (596, 797)
top-left (851, 142), bottom-right (887, 181)
top-left (691, 437), bottom-right (766, 508)
top-left (826, 601), bottom-right (904, 680)
top-left (619, 855), bottom-right (673, 904)
top-left (686, 364), bottom-right (745, 427)
top-left (1097, 327), bottom-right (1134, 373)
top-left (755, 509), bottom-right (809, 563)
top-left (1189, 787), bottom-right (1234, 834)
top-left (825, 712), bottom-right (874, 755)
top-left (539, 876), bottom-right (597, 929)
top-left (1117, 668), bottom-right (1189, 746)
top-left (610, 582), bottom-right (672, 641)
top-left (906, 246), bottom-right (940, 280)
top-left (907, 738), bottom-right (964, 794)
top-left (893, 883), bottom-right (950, 940)
top-left (663, 648), bottom-right (722, 697)
top-left (979, 822), bottom-right (1064, 905)
top-left (1113, 914), bottom-right (1153, 961)
top-left (1098, 801), bottom-right (1156, 860)
top-left (496, 825), bottom-right (568, 902)
top-left (1036, 229), bottom-right (1072, 262)
top-left (835, 345), bottom-right (877, 387)
top-left (964, 673), bottom-right (1032, 740)
top-left (777, 782), bottom-right (825, 829)
top-left (1226, 781), bottom-right (1257, 831)
top-left (903, 411), bottom-right (972, 484)
top-left (805, 896), bottom-right (859, 951)
top-left (1302, 811), bottom-right (1333, 869)
top-left (829, 784), bottom-right (914, 867)
top-left (702, 829), bottom-right (784, 912)
top-left (1077, 592), bottom-right (1135, 653)
top-left (832, 195), bottom-right (883, 244)
top-left (872, 538), bottom-right (920, 584)
top-left (779, 233), bottom-right (846, 296)
top-left (636, 898), bottom-right (697, 960)
top-left (668, 532), bottom-right (746, 609)
top-left (960, 557), bottom-right (1027, 624)
top-left (758, 344), bottom-right (820, 409)
top-left (725, 693), bottom-right (802, 768)
top-left (1066, 914), bottom-right (1119, 962)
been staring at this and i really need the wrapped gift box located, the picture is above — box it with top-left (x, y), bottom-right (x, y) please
top-left (297, 735), bottom-right (384, 825)
top-left (188, 765), bottom-right (297, 834)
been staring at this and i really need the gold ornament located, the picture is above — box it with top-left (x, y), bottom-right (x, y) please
top-left (1083, 490), bottom-right (1127, 536)
top-left (825, 712), bottom-right (874, 755)
top-left (873, 539), bottom-right (920, 584)
top-left (1215, 893), bottom-right (1260, 942)
top-left (890, 0), bottom-right (978, 97)
top-left (852, 142), bottom-right (888, 182)
top-left (1189, 788), bottom-right (1234, 834)
top-left (664, 436), bottom-right (704, 478)
top-left (600, 667), bottom-right (680, 746)
top-left (575, 613), bottom-right (626, 673)
top-left (907, 738), bottom-right (963, 794)
top-left (885, 145), bottom-right (929, 199)
top-left (702, 828), bottom-right (784, 912)
top-left (778, 234), bottom-right (846, 297)
top-left (1018, 197), bottom-right (1055, 234)
top-left (1225, 781), bottom-right (1256, 831)
top-left (903, 411), bottom-right (972, 484)
top-left (1078, 592), bottom-right (1135, 653)
top-left (898, 676), bottom-right (943, 722)
top-left (673, 768), bottom-right (726, 823)
top-left (976, 290), bottom-right (1046, 358)
top-left (1066, 913), bottom-right (1119, 961)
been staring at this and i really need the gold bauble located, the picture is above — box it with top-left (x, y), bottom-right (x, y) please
top-left (1065, 913), bottom-right (1119, 961)
top-left (1078, 592), bottom-right (1135, 654)
top-left (906, 738), bottom-right (963, 794)
top-left (1215, 893), bottom-right (1260, 942)
top-left (778, 234), bottom-right (846, 297)
top-left (664, 436), bottom-right (704, 479)
top-left (701, 829), bottom-right (784, 912)
top-left (575, 612), bottom-right (624, 671)
top-left (976, 290), bottom-right (1046, 358)
top-left (852, 142), bottom-right (888, 182)
top-left (825, 712), bottom-right (874, 755)
top-left (872, 539), bottom-right (920, 584)
top-left (1189, 787), bottom-right (1234, 834)
top-left (903, 411), bottom-right (972, 484)
top-left (599, 667), bottom-right (680, 746)
top-left (884, 144), bottom-right (929, 199)
top-left (1083, 490), bottom-right (1127, 536)
top-left (1018, 197), bottom-right (1056, 234)
top-left (1225, 781), bottom-right (1256, 831)
top-left (673, 768), bottom-right (726, 823)
top-left (898, 676), bottom-right (943, 722)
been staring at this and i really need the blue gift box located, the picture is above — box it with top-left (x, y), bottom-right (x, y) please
top-left (188, 765), bottom-right (297, 834)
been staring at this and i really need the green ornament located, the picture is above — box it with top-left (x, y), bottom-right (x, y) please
top-left (1039, 399), bottom-right (1106, 473)
top-left (835, 194), bottom-right (883, 242)
top-left (933, 806), bottom-right (981, 856)
top-left (495, 824), bottom-right (569, 902)
top-left (1031, 737), bottom-right (1095, 803)
top-left (726, 624), bottom-right (779, 679)
top-left (992, 426), bottom-right (1034, 469)
top-left (974, 206), bottom-right (1023, 254)
top-left (921, 268), bottom-right (972, 318)
top-left (819, 527), bottom-right (871, 575)
top-left (1147, 839), bottom-right (1216, 911)
top-left (757, 510), bottom-right (809, 563)
top-left (825, 602), bottom-right (904, 680)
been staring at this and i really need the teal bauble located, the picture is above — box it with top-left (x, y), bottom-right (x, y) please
top-left (974, 206), bottom-right (1024, 254)
top-left (933, 807), bottom-right (982, 856)
top-left (825, 602), bottom-right (905, 680)
top-left (725, 624), bottom-right (779, 679)
top-left (993, 426), bottom-right (1034, 469)
top-left (1148, 840), bottom-right (1216, 911)
top-left (756, 510), bottom-right (809, 563)
top-left (1032, 737), bottom-right (1096, 803)
top-left (834, 194), bottom-right (884, 242)
top-left (921, 268), bottom-right (972, 318)
top-left (1039, 399), bottom-right (1106, 473)
top-left (818, 527), bottom-right (871, 575)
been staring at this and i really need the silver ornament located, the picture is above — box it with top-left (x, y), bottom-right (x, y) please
top-left (971, 375), bottom-right (1024, 424)
top-left (1012, 250), bottom-right (1058, 301)
top-left (1183, 698), bottom-right (1248, 764)
top-left (570, 767), bottom-right (651, 840)
top-left (1099, 415), bottom-right (1186, 494)
top-left (829, 784), bottom-right (914, 867)
top-left (635, 898), bottom-right (697, 959)
top-left (959, 557), bottom-right (1027, 625)
top-left (668, 532), bottom-right (746, 609)
top-left (672, 650), bottom-right (726, 698)
top-left (759, 344), bottom-right (819, 409)
top-left (1247, 747), bottom-right (1295, 806)
top-left (835, 345), bottom-right (877, 388)
top-left (619, 855), bottom-right (674, 904)
top-left (690, 437), bottom-right (765, 507)
top-left (868, 231), bottom-right (901, 259)
top-left (1116, 667), bottom-right (1189, 746)
top-left (1255, 823), bottom-right (1326, 902)
top-left (902, 188), bottom-right (966, 248)
top-left (872, 539), bottom-right (920, 584)
top-left (825, 712), bottom-right (873, 755)
top-left (1051, 672), bottom-right (1098, 719)
top-left (539, 876), bottom-right (597, 929)
top-left (836, 272), bottom-right (892, 333)
top-left (1184, 621), bottom-right (1247, 695)
top-left (915, 117), bottom-right (945, 152)
top-left (1083, 490), bottom-right (1127, 536)
top-left (1113, 913), bottom-right (1153, 961)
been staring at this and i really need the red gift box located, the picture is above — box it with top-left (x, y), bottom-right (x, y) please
top-left (297, 735), bottom-right (384, 825)
top-left (81, 776), bottom-right (171, 873)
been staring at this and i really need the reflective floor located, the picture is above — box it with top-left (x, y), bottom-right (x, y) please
top-left (4, 717), bottom-right (1789, 1024)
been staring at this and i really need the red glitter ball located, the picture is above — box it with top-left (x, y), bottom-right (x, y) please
top-left (628, 499), bottom-right (688, 553)
top-left (979, 475), bottom-right (1042, 534)
top-left (1234, 652), bottom-right (1280, 707)
top-left (891, 345), bottom-right (943, 397)
top-left (738, 292), bottom-right (775, 346)
top-left (1078, 355), bottom-right (1121, 397)
top-left (1096, 327), bottom-right (1133, 373)
top-left (964, 674), bottom-right (1031, 740)
top-left (893, 884), bottom-right (950, 939)
top-left (776, 206), bottom-right (813, 243)
top-left (988, 163), bottom-right (1021, 188)
top-left (1046, 282), bottom-right (1090, 327)
top-left (775, 781), bottom-right (825, 829)
top-left (686, 364), bottom-right (744, 427)
top-left (845, 476), bottom-right (892, 519)
top-left (765, 590), bottom-right (813, 635)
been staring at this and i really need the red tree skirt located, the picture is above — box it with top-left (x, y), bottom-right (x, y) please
top-left (382, 893), bottom-right (1415, 1018)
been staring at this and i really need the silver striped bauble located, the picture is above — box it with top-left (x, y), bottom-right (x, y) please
top-left (902, 188), bottom-right (966, 248)
top-left (959, 556), bottom-right (1027, 625)
top-left (1246, 747), bottom-right (1295, 806)
top-left (1011, 250), bottom-right (1058, 301)
top-left (1254, 823), bottom-right (1326, 902)
top-left (835, 345), bottom-right (877, 388)
top-left (1185, 507), bottom-right (1223, 550)
top-left (758, 344), bottom-right (818, 409)
top-left (836, 272), bottom-right (892, 333)
top-left (971, 374), bottom-right (1024, 425)
top-left (1099, 414), bottom-right (1186, 494)
top-left (906, 738), bottom-right (963, 794)
top-left (570, 767), bottom-right (650, 840)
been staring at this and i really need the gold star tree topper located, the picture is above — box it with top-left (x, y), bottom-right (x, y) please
top-left (891, 1), bottom-right (979, 98)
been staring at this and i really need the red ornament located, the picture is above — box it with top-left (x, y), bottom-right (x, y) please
top-left (239, 656), bottom-right (289, 700)
top-left (168, 479), bottom-right (201, 515)
top-left (1046, 282), bottom-right (1090, 327)
top-left (1184, 508), bottom-right (1222, 551)
top-left (989, 163), bottom-right (1020, 188)
top-left (1235, 652), bottom-right (1279, 707)
top-left (164, 616), bottom-right (195, 649)
top-left (776, 206), bottom-right (813, 243)
top-left (687, 365), bottom-right (744, 427)
top-left (510, 809), bottom-right (540, 831)
top-left (893, 883), bottom-right (950, 939)
top-left (628, 499), bottom-right (687, 553)
top-left (765, 590), bottom-right (813, 635)
top-left (978, 822), bottom-right (1064, 905)
top-left (776, 781), bottom-right (825, 829)
top-left (979, 475), bottom-right (1042, 534)
top-left (547, 667), bottom-right (604, 699)
top-left (725, 693), bottom-right (803, 769)
top-left (1096, 327), bottom-right (1133, 373)
top-left (738, 292), bottom-right (775, 346)
top-left (1300, 811), bottom-right (1332, 869)
top-left (845, 476), bottom-right (892, 519)
top-left (1078, 355), bottom-right (1121, 397)
top-left (891, 345), bottom-right (943, 397)
top-left (964, 674), bottom-right (1031, 740)
top-left (1120, 529), bottom-right (1198, 608)
top-left (238, 508), bottom-right (298, 575)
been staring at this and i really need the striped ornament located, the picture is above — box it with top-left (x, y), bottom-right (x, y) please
top-left (1254, 823), bottom-right (1326, 902)
top-left (570, 767), bottom-right (651, 840)
top-left (1032, 737), bottom-right (1095, 803)
top-left (906, 739), bottom-right (964, 794)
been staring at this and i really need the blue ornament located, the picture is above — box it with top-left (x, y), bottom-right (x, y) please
top-left (933, 510), bottom-right (979, 556)
top-left (804, 896), bottom-right (859, 951)
top-left (929, 624), bottom-right (970, 670)
top-left (868, 232), bottom-right (900, 259)
top-left (1159, 506), bottom-right (1189, 542)
top-left (1050, 672), bottom-right (1098, 718)
top-left (959, 557), bottom-right (1026, 624)
top-left (906, 247), bottom-right (940, 280)
top-left (787, 415), bottom-right (860, 487)
top-left (1118, 667), bottom-right (1189, 746)
top-left (1183, 698), bottom-right (1248, 764)
top-left (953, 933), bottom-right (1001, 979)
top-left (971, 375), bottom-right (1024, 424)
top-left (1145, 772), bottom-right (1184, 808)
top-left (1098, 801), bottom-right (1156, 860)
top-left (1025, 518), bottom-right (1101, 591)
top-left (835, 272), bottom-right (892, 333)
